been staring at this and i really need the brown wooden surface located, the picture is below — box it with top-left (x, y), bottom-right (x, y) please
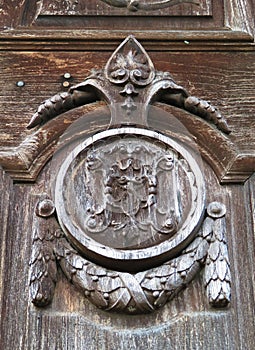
top-left (0, 0), bottom-right (255, 349)
top-left (0, 0), bottom-right (254, 42)
top-left (1, 164), bottom-right (255, 349)
top-left (0, 50), bottom-right (255, 151)
top-left (39, 0), bottom-right (212, 16)
top-left (0, 50), bottom-right (254, 183)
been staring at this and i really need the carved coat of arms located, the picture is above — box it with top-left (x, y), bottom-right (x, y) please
top-left (29, 37), bottom-right (231, 314)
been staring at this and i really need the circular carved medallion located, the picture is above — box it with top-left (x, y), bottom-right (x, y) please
top-left (55, 128), bottom-right (205, 271)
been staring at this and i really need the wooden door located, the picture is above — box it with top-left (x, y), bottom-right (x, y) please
top-left (0, 1), bottom-right (255, 349)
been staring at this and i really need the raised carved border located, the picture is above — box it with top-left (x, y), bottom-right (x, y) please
top-left (0, 0), bottom-right (253, 50)
top-left (0, 102), bottom-right (254, 183)
top-left (39, 0), bottom-right (210, 15)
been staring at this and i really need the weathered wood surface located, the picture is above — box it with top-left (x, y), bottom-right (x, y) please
top-left (0, 163), bottom-right (255, 349)
top-left (0, 1), bottom-right (255, 349)
top-left (0, 0), bottom-right (253, 43)
top-left (39, 0), bottom-right (212, 16)
top-left (0, 50), bottom-right (254, 182)
top-left (0, 50), bottom-right (254, 150)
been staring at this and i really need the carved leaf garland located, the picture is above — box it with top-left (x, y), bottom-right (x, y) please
top-left (30, 197), bottom-right (231, 313)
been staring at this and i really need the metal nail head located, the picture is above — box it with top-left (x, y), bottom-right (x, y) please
top-left (16, 81), bottom-right (25, 87)
top-left (63, 73), bottom-right (71, 79)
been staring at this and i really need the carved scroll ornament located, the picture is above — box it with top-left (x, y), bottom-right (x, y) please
top-left (29, 37), bottom-right (231, 314)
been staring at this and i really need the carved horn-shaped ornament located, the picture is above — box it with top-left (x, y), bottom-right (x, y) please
top-left (27, 36), bottom-right (230, 134)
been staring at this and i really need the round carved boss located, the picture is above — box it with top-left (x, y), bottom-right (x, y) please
top-left (55, 128), bottom-right (205, 272)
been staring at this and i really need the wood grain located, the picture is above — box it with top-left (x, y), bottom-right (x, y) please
top-left (21, 0), bottom-right (216, 30)
top-left (1, 159), bottom-right (254, 349)
top-left (40, 0), bottom-right (212, 16)
top-left (0, 51), bottom-right (254, 182)
top-left (0, 1), bottom-right (254, 349)
top-left (0, 0), bottom-right (253, 43)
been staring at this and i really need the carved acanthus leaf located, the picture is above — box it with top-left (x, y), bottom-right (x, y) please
top-left (105, 36), bottom-right (155, 86)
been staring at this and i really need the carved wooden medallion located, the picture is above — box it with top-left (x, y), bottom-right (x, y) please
top-left (29, 36), bottom-right (231, 314)
top-left (55, 128), bottom-right (205, 271)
